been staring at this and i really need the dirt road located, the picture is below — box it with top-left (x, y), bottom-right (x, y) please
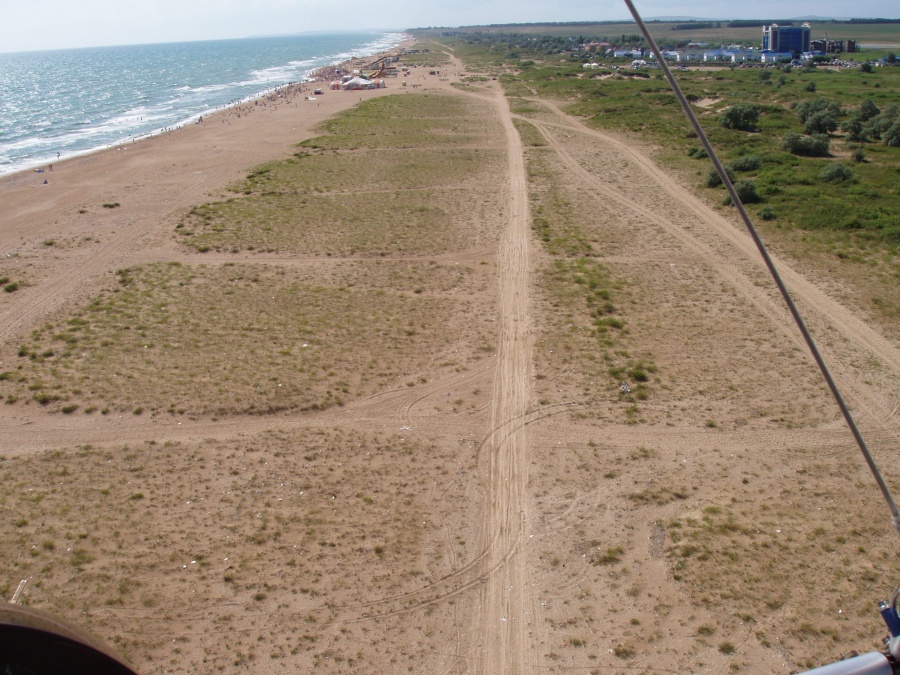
top-left (466, 81), bottom-right (534, 674)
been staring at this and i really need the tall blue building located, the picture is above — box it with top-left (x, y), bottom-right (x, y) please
top-left (762, 23), bottom-right (811, 56)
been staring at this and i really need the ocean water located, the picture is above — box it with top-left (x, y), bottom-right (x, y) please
top-left (0, 32), bottom-right (405, 176)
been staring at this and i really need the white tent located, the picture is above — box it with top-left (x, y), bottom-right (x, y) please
top-left (341, 77), bottom-right (375, 90)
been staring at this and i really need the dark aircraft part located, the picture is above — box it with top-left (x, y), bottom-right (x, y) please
top-left (0, 603), bottom-right (137, 675)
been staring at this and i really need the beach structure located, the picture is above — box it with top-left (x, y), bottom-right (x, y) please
top-left (365, 54), bottom-right (399, 79)
top-left (340, 77), bottom-right (383, 90)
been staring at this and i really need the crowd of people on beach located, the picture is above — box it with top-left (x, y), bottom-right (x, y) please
top-left (32, 48), bottom-right (426, 185)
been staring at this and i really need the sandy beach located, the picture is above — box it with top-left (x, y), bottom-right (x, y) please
top-left (1, 39), bottom-right (898, 675)
top-left (0, 72), bottom-right (402, 338)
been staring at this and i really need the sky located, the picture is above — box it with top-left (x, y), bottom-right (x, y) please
top-left (1, 0), bottom-right (898, 53)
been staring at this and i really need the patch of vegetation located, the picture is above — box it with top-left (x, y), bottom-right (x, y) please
top-left (591, 546), bottom-right (624, 565)
top-left (523, 134), bottom-right (659, 414)
top-left (665, 469), bottom-right (899, 667)
top-left (2, 262), bottom-right (477, 416)
top-left (177, 94), bottom-right (504, 255)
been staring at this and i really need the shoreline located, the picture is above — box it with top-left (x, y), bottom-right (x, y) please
top-left (0, 37), bottom-right (413, 186)
top-left (0, 39), bottom-right (425, 343)
top-left (0, 33), bottom-right (411, 180)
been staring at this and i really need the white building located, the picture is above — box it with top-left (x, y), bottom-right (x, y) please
top-left (761, 51), bottom-right (793, 63)
top-left (676, 50), bottom-right (704, 62)
top-left (728, 50), bottom-right (762, 63)
top-left (703, 49), bottom-right (730, 62)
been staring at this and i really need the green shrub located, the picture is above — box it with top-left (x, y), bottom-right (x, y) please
top-left (705, 165), bottom-right (734, 188)
top-left (720, 104), bottom-right (759, 131)
top-left (819, 164), bottom-right (854, 183)
top-left (794, 98), bottom-right (840, 123)
top-left (783, 133), bottom-right (830, 157)
top-left (688, 146), bottom-right (708, 159)
top-left (803, 111), bottom-right (838, 135)
top-left (759, 206), bottom-right (776, 221)
top-left (884, 121), bottom-right (900, 147)
top-left (841, 117), bottom-right (867, 142)
top-left (853, 148), bottom-right (866, 163)
top-left (866, 105), bottom-right (898, 141)
top-left (858, 99), bottom-right (880, 121)
top-left (730, 155), bottom-right (761, 172)
top-left (732, 179), bottom-right (762, 204)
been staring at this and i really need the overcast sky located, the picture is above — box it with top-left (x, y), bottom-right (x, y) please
top-left (2, 0), bottom-right (898, 53)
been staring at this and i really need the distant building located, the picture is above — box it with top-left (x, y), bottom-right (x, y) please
top-left (613, 49), bottom-right (644, 59)
top-left (676, 50), bottom-right (704, 62)
top-left (727, 49), bottom-right (762, 63)
top-left (703, 49), bottom-right (730, 62)
top-left (810, 38), bottom-right (860, 54)
top-left (762, 23), bottom-right (811, 56)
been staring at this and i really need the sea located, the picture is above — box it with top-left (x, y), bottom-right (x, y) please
top-left (0, 32), bottom-right (406, 177)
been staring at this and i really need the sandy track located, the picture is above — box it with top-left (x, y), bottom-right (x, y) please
top-left (467, 81), bottom-right (534, 674)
